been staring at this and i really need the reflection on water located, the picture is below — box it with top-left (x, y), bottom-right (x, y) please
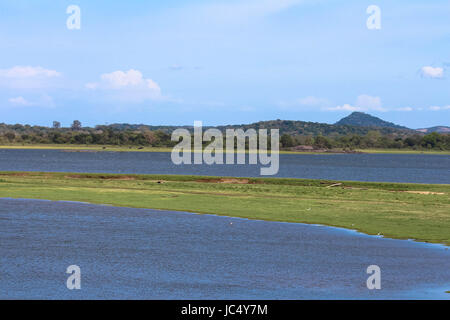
top-left (0, 199), bottom-right (449, 299)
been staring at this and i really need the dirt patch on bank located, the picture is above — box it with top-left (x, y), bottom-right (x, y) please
top-left (64, 174), bottom-right (138, 181)
top-left (196, 178), bottom-right (252, 184)
top-left (403, 191), bottom-right (445, 195)
top-left (388, 189), bottom-right (445, 195)
top-left (61, 150), bottom-right (99, 153)
top-left (0, 172), bottom-right (32, 177)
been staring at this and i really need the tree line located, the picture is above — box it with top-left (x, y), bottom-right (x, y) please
top-left (280, 131), bottom-right (450, 151)
top-left (0, 121), bottom-right (449, 150)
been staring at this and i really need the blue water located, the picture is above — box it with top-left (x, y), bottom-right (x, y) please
top-left (0, 149), bottom-right (449, 183)
top-left (0, 198), bottom-right (449, 299)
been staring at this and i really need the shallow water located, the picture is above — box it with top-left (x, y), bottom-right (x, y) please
top-left (0, 149), bottom-right (449, 183)
top-left (0, 198), bottom-right (448, 299)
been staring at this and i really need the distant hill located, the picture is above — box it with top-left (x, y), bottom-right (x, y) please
top-left (416, 126), bottom-right (450, 134)
top-left (94, 114), bottom-right (447, 135)
top-left (214, 119), bottom-right (412, 136)
top-left (335, 112), bottom-right (409, 129)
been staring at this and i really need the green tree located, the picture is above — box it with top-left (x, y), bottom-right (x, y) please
top-left (280, 134), bottom-right (294, 148)
top-left (71, 120), bottom-right (82, 131)
top-left (421, 132), bottom-right (439, 149)
top-left (4, 132), bottom-right (15, 142)
top-left (314, 136), bottom-right (331, 149)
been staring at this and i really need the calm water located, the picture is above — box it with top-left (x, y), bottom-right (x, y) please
top-left (0, 149), bottom-right (449, 183)
top-left (0, 198), bottom-right (449, 299)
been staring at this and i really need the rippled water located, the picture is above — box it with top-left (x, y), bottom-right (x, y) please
top-left (0, 149), bottom-right (449, 183)
top-left (0, 198), bottom-right (449, 299)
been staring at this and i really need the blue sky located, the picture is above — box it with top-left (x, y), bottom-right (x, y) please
top-left (0, 0), bottom-right (449, 128)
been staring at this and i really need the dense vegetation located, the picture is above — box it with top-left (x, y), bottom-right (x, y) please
top-left (280, 131), bottom-right (450, 150)
top-left (0, 122), bottom-right (176, 147)
top-left (0, 119), bottom-right (449, 150)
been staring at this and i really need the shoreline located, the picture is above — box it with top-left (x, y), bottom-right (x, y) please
top-left (0, 171), bottom-right (449, 246)
top-left (0, 144), bottom-right (449, 155)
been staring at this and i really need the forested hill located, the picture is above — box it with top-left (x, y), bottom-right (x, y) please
top-left (215, 119), bottom-right (413, 136)
top-left (335, 112), bottom-right (409, 129)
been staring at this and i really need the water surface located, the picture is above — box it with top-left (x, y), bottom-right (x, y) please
top-left (0, 198), bottom-right (448, 299)
top-left (0, 149), bottom-right (449, 183)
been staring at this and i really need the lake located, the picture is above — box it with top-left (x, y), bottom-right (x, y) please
top-left (0, 198), bottom-right (449, 299)
top-left (0, 149), bottom-right (449, 183)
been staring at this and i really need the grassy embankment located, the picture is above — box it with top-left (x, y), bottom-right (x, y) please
top-left (0, 144), bottom-right (173, 152)
top-left (355, 148), bottom-right (450, 155)
top-left (1, 144), bottom-right (449, 154)
top-left (0, 171), bottom-right (449, 246)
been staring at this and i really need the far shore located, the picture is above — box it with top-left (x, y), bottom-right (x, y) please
top-left (0, 144), bottom-right (449, 155)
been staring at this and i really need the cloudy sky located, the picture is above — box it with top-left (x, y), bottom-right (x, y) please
top-left (0, 0), bottom-right (449, 128)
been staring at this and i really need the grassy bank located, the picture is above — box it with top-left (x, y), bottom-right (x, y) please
top-left (0, 144), bottom-right (173, 152)
top-left (1, 144), bottom-right (450, 154)
top-left (0, 171), bottom-right (449, 245)
top-left (355, 148), bottom-right (450, 155)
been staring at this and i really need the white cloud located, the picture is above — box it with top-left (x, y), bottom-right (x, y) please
top-left (102, 70), bottom-right (150, 88)
top-left (327, 97), bottom-right (448, 113)
top-left (282, 94), bottom-right (411, 113)
top-left (327, 104), bottom-right (360, 112)
top-left (327, 95), bottom-right (386, 112)
top-left (395, 107), bottom-right (413, 112)
top-left (283, 95), bottom-right (416, 113)
top-left (86, 69), bottom-right (162, 102)
top-left (0, 66), bottom-right (61, 89)
top-left (7, 94), bottom-right (54, 108)
top-left (355, 94), bottom-right (383, 110)
top-left (9, 96), bottom-right (32, 106)
top-left (421, 66), bottom-right (444, 79)
top-left (429, 105), bottom-right (450, 111)
top-left (0, 66), bottom-right (60, 78)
